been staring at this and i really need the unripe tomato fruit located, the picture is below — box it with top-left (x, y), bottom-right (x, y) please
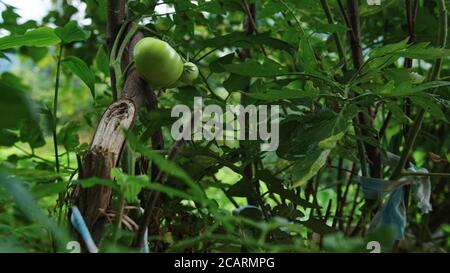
top-left (180, 62), bottom-right (199, 84)
top-left (133, 37), bottom-right (184, 88)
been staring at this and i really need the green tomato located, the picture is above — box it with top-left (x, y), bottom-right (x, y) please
top-left (133, 37), bottom-right (184, 88)
top-left (180, 62), bottom-right (199, 84)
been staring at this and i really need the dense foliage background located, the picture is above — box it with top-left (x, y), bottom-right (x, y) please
top-left (0, 0), bottom-right (449, 253)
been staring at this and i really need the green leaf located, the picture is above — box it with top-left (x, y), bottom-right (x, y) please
top-left (292, 147), bottom-right (331, 188)
top-left (404, 81), bottom-right (450, 96)
top-left (55, 21), bottom-right (90, 44)
top-left (76, 177), bottom-right (118, 190)
top-left (369, 40), bottom-right (450, 61)
top-left (0, 27), bottom-right (60, 51)
top-left (111, 168), bottom-right (149, 203)
top-left (223, 73), bottom-right (250, 92)
top-left (397, 43), bottom-right (450, 59)
top-left (319, 105), bottom-right (359, 149)
top-left (2, 168), bottom-right (61, 183)
top-left (221, 59), bottom-right (288, 77)
top-left (62, 56), bottom-right (96, 98)
top-left (95, 46), bottom-right (110, 75)
top-left (369, 38), bottom-right (409, 59)
top-left (290, 105), bottom-right (358, 188)
top-left (20, 119), bottom-right (45, 148)
top-left (209, 53), bottom-right (235, 73)
top-left (57, 122), bottom-right (80, 151)
top-left (297, 34), bottom-right (318, 74)
top-left (0, 6), bottom-right (37, 35)
top-left (0, 79), bottom-right (35, 130)
top-left (385, 101), bottom-right (412, 124)
top-left (0, 129), bottom-right (19, 147)
top-left (32, 182), bottom-right (66, 199)
top-left (410, 94), bottom-right (447, 121)
top-left (252, 34), bottom-right (296, 57)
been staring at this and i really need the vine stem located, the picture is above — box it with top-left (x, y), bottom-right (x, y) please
top-left (52, 45), bottom-right (63, 173)
top-left (390, 0), bottom-right (447, 181)
top-left (109, 19), bottom-right (130, 101)
top-left (114, 22), bottom-right (140, 93)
